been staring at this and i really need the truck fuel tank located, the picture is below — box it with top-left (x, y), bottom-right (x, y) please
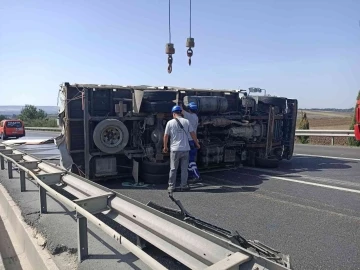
top-left (183, 96), bottom-right (228, 113)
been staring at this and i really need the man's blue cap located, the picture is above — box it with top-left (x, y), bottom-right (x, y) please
top-left (188, 102), bottom-right (198, 110)
top-left (171, 105), bottom-right (182, 113)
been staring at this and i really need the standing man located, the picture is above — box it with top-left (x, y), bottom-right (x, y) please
top-left (163, 105), bottom-right (200, 194)
top-left (180, 102), bottom-right (201, 181)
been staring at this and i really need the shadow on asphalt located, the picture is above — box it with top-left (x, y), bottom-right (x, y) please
top-left (102, 170), bottom-right (267, 194)
top-left (276, 155), bottom-right (356, 173)
top-left (102, 155), bottom-right (357, 193)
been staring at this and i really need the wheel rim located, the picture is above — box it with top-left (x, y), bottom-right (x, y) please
top-left (100, 126), bottom-right (123, 148)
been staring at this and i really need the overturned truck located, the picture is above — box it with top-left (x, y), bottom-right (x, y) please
top-left (57, 83), bottom-right (298, 183)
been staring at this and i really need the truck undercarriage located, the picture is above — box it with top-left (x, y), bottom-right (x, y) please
top-left (57, 83), bottom-right (298, 183)
top-left (52, 82), bottom-right (297, 269)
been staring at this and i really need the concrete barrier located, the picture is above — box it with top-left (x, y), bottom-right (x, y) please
top-left (0, 184), bottom-right (59, 270)
top-left (0, 250), bottom-right (4, 270)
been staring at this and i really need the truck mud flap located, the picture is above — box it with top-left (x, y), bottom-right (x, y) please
top-left (284, 99), bottom-right (298, 160)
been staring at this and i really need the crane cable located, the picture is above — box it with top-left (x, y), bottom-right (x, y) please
top-left (168, 0), bottom-right (171, 44)
top-left (189, 0), bottom-right (192, 39)
top-left (166, 0), bottom-right (174, 73)
top-left (186, 0), bottom-right (194, 66)
top-left (165, 0), bottom-right (194, 72)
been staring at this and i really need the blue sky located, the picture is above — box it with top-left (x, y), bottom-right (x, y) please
top-left (0, 0), bottom-right (359, 108)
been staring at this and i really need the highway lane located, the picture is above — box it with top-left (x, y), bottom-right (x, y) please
top-left (294, 144), bottom-right (360, 160)
top-left (0, 130), bottom-right (61, 160)
top-left (1, 130), bottom-right (360, 269)
top-left (21, 130), bottom-right (61, 140)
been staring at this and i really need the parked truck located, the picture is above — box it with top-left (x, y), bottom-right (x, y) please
top-left (355, 100), bottom-right (360, 141)
top-left (57, 83), bottom-right (298, 183)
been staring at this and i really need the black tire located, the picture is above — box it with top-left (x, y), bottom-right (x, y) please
top-left (255, 157), bottom-right (279, 168)
top-left (141, 160), bottom-right (170, 175)
top-left (141, 101), bottom-right (175, 113)
top-left (93, 119), bottom-right (129, 154)
top-left (143, 91), bottom-right (177, 102)
top-left (257, 96), bottom-right (286, 109)
top-left (140, 172), bottom-right (169, 184)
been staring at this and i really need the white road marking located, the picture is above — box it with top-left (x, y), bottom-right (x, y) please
top-left (294, 153), bottom-right (360, 162)
top-left (244, 167), bottom-right (360, 188)
top-left (242, 167), bottom-right (360, 194)
top-left (270, 175), bottom-right (360, 194)
top-left (219, 167), bottom-right (360, 194)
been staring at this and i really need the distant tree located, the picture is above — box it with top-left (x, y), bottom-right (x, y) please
top-left (16, 105), bottom-right (58, 127)
top-left (0, 115), bottom-right (6, 121)
top-left (297, 111), bottom-right (310, 144)
top-left (348, 90), bottom-right (360, 147)
top-left (19, 105), bottom-right (47, 121)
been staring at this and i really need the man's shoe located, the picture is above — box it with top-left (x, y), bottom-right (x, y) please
top-left (188, 178), bottom-right (197, 183)
top-left (179, 185), bottom-right (190, 191)
top-left (168, 187), bottom-right (175, 196)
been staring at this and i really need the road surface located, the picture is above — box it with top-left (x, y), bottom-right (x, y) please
top-left (1, 130), bottom-right (360, 269)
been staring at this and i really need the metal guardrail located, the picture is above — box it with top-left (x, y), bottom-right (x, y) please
top-left (0, 144), bottom-right (291, 270)
top-left (295, 130), bottom-right (355, 145)
top-left (26, 127), bottom-right (62, 132)
top-left (295, 130), bottom-right (355, 137)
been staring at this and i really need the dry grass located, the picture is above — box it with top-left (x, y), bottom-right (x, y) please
top-left (296, 110), bottom-right (353, 146)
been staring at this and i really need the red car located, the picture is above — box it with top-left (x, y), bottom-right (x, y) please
top-left (0, 119), bottom-right (26, 140)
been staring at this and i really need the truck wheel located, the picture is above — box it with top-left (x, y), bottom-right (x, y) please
top-left (141, 160), bottom-right (170, 175)
top-left (257, 96), bottom-right (286, 109)
top-left (143, 91), bottom-right (177, 102)
top-left (140, 172), bottom-right (169, 184)
top-left (93, 119), bottom-right (129, 154)
top-left (255, 157), bottom-right (279, 168)
top-left (141, 101), bottom-right (175, 113)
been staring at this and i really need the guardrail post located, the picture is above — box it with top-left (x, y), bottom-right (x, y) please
top-left (77, 214), bottom-right (88, 262)
top-left (331, 137), bottom-right (334, 145)
top-left (0, 156), bottom-right (4, 170)
top-left (73, 193), bottom-right (114, 262)
top-left (20, 170), bottom-right (26, 192)
top-left (39, 186), bottom-right (47, 213)
top-left (137, 236), bottom-right (146, 249)
top-left (7, 161), bottom-right (13, 179)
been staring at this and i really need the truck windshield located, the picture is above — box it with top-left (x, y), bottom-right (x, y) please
top-left (6, 121), bottom-right (23, 128)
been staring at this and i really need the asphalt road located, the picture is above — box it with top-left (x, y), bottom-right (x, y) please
top-left (110, 148), bottom-right (360, 270)
top-left (1, 130), bottom-right (360, 270)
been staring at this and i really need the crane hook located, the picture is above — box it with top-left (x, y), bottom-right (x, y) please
top-left (187, 48), bottom-right (193, 66)
top-left (167, 55), bottom-right (173, 74)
